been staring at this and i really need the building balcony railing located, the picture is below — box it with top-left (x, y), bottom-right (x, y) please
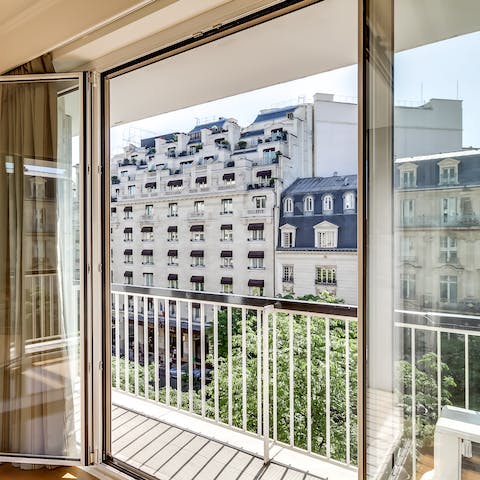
top-left (189, 211), bottom-right (205, 219)
top-left (399, 213), bottom-right (480, 228)
top-left (110, 284), bottom-right (358, 473)
top-left (247, 183), bottom-right (274, 190)
top-left (394, 308), bottom-right (480, 476)
top-left (252, 157), bottom-right (280, 167)
top-left (246, 208), bottom-right (268, 216)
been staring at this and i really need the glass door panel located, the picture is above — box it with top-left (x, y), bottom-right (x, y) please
top-left (0, 75), bottom-right (85, 463)
top-left (364, 2), bottom-right (480, 479)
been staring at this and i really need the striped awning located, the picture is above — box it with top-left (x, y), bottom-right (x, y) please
top-left (256, 170), bottom-right (272, 178)
top-left (167, 179), bottom-right (183, 187)
top-left (248, 223), bottom-right (264, 231)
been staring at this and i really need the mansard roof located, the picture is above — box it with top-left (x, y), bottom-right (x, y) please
top-left (141, 132), bottom-right (179, 148)
top-left (279, 214), bottom-right (357, 250)
top-left (240, 129), bottom-right (264, 138)
top-left (394, 149), bottom-right (480, 188)
top-left (189, 118), bottom-right (227, 133)
top-left (282, 175), bottom-right (357, 196)
top-left (252, 106), bottom-right (297, 124)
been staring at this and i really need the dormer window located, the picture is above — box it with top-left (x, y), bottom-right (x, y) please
top-left (323, 194), bottom-right (333, 214)
top-left (398, 162), bottom-right (417, 188)
top-left (314, 221), bottom-right (339, 248)
top-left (280, 224), bottom-right (296, 248)
top-left (438, 158), bottom-right (459, 186)
top-left (343, 192), bottom-right (355, 212)
top-left (284, 197), bottom-right (294, 215)
top-left (304, 196), bottom-right (314, 214)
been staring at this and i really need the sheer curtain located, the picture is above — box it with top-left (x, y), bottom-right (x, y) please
top-left (0, 54), bottom-right (77, 463)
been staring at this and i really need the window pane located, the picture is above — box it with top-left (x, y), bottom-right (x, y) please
top-left (108, 2), bottom-right (358, 478)
top-left (0, 77), bottom-right (82, 460)
top-left (366, 2), bottom-right (480, 478)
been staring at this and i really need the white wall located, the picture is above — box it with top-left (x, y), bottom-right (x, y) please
top-left (394, 99), bottom-right (463, 158)
top-left (275, 250), bottom-right (358, 305)
top-left (314, 96), bottom-right (463, 177)
top-left (313, 93), bottom-right (358, 177)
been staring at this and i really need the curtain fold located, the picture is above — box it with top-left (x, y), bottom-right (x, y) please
top-left (0, 53), bottom-right (77, 463)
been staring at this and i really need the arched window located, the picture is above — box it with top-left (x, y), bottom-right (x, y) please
top-left (284, 197), bottom-right (293, 214)
top-left (323, 194), bottom-right (333, 213)
top-left (343, 192), bottom-right (355, 211)
top-left (304, 195), bottom-right (314, 213)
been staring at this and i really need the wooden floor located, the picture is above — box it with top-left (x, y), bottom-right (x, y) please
top-left (0, 464), bottom-right (96, 480)
top-left (111, 405), bottom-right (326, 480)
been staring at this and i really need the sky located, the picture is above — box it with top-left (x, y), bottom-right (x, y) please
top-left (110, 30), bottom-right (480, 155)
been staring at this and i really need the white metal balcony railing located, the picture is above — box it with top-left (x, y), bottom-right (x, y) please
top-left (24, 272), bottom-right (81, 352)
top-left (110, 284), bottom-right (358, 470)
top-left (16, 272), bottom-right (480, 478)
top-left (394, 309), bottom-right (480, 478)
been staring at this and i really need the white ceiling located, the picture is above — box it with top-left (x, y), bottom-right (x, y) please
top-left (0, 0), bottom-right (275, 74)
top-left (1, 0), bottom-right (479, 82)
top-left (109, 0), bottom-right (358, 126)
top-left (0, 0), bottom-right (168, 73)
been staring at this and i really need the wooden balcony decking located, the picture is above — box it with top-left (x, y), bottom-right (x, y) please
top-left (112, 404), bottom-right (325, 480)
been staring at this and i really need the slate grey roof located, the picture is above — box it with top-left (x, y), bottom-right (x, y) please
top-left (283, 175), bottom-right (357, 196)
top-left (189, 118), bottom-right (226, 133)
top-left (394, 150), bottom-right (480, 189)
top-left (240, 129), bottom-right (264, 138)
top-left (252, 106), bottom-right (297, 124)
top-left (278, 175), bottom-right (358, 250)
top-left (141, 133), bottom-right (179, 148)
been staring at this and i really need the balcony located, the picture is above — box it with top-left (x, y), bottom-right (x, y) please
top-left (246, 208), bottom-right (269, 217)
top-left (139, 214), bottom-right (155, 222)
top-left (217, 183), bottom-right (237, 190)
top-left (247, 183), bottom-right (274, 190)
top-left (110, 285), bottom-right (360, 479)
top-left (109, 286), bottom-right (480, 480)
top-left (189, 211), bottom-right (205, 220)
top-left (399, 213), bottom-right (480, 228)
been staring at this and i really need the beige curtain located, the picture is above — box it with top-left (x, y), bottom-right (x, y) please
top-left (0, 53), bottom-right (76, 461)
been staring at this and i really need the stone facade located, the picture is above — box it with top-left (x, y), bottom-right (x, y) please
top-left (395, 149), bottom-right (480, 314)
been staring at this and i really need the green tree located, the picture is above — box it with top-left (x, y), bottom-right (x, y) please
top-left (398, 352), bottom-right (456, 448)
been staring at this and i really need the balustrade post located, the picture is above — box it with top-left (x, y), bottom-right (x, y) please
top-left (262, 305), bottom-right (274, 464)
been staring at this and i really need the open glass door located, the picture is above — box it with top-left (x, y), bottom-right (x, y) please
top-left (0, 73), bottom-right (86, 465)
